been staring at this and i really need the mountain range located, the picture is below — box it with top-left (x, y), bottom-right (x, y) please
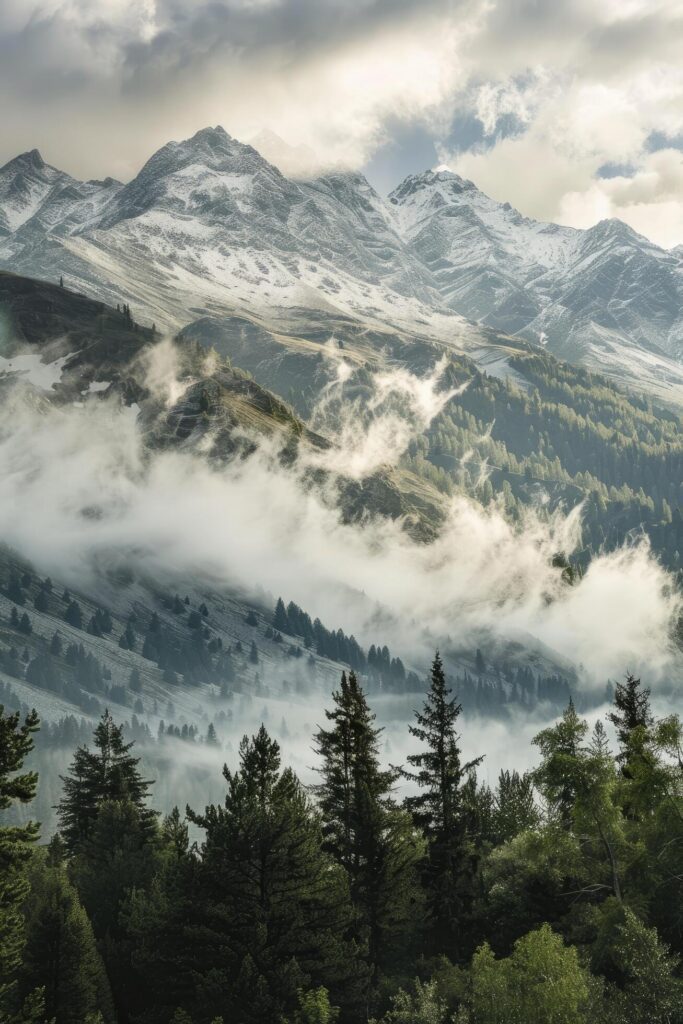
top-left (0, 272), bottom-right (588, 750)
top-left (2, 126), bottom-right (683, 406)
top-left (0, 128), bottom-right (682, 737)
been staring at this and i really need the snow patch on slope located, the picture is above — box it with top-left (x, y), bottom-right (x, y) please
top-left (0, 352), bottom-right (72, 390)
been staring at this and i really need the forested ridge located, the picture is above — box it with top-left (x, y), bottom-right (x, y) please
top-left (401, 351), bottom-right (683, 573)
top-left (2, 660), bottom-right (682, 1023)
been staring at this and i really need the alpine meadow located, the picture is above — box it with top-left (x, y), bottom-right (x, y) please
top-left (1, 2), bottom-right (683, 1022)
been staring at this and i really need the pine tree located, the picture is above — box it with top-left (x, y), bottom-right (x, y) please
top-left (402, 652), bottom-right (482, 959)
top-left (125, 808), bottom-right (199, 1024)
top-left (88, 615), bottom-right (103, 638)
top-left (119, 622), bottom-right (135, 650)
top-left (608, 673), bottom-right (653, 775)
top-left (20, 854), bottom-right (115, 1024)
top-left (0, 706), bottom-right (42, 1020)
top-left (314, 672), bottom-right (420, 987)
top-left (72, 798), bottom-right (162, 1023)
top-left (65, 600), bottom-right (83, 629)
top-left (273, 597), bottom-right (289, 632)
top-left (57, 710), bottom-right (156, 853)
top-left (7, 571), bottom-right (25, 606)
top-left (179, 726), bottom-right (363, 1023)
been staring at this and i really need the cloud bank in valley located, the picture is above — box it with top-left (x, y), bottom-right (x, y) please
top-left (0, 344), bottom-right (679, 692)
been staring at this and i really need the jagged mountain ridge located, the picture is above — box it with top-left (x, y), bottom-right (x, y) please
top-left (389, 169), bottom-right (683, 390)
top-left (1, 127), bottom-right (683, 406)
top-left (0, 128), bottom-right (457, 347)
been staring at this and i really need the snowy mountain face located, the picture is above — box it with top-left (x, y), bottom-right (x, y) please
top-left (0, 148), bottom-right (121, 243)
top-left (2, 130), bottom-right (683, 406)
top-left (0, 128), bottom-right (454, 349)
top-left (388, 170), bottom-right (683, 399)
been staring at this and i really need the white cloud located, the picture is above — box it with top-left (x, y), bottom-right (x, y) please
top-left (446, 67), bottom-right (683, 244)
top-left (0, 0), bottom-right (682, 243)
top-left (0, 349), bottom-right (680, 691)
top-left (557, 149), bottom-right (683, 248)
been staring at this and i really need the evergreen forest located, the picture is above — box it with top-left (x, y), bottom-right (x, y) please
top-left (2, 658), bottom-right (682, 1024)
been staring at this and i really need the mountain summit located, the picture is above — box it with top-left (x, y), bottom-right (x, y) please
top-left (387, 165), bottom-right (683, 382)
top-left (1, 127), bottom-right (683, 404)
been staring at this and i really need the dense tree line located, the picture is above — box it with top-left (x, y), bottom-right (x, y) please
top-left (1, 661), bottom-right (682, 1023)
top-left (274, 597), bottom-right (438, 693)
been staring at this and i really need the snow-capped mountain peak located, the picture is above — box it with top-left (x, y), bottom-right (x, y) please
top-left (1, 127), bottom-right (683, 406)
top-left (2, 148), bottom-right (46, 172)
top-left (0, 149), bottom-right (69, 234)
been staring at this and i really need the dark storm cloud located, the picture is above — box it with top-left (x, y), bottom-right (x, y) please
top-left (1, 0), bottom-right (455, 93)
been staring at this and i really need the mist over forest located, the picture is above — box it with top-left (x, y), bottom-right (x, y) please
top-left (2, 9), bottom-right (683, 1014)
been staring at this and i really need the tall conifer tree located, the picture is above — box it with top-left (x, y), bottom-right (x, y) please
top-left (402, 653), bottom-right (482, 959)
top-left (21, 854), bottom-right (115, 1024)
top-left (57, 710), bottom-right (156, 853)
top-left (314, 673), bottom-right (421, 988)
top-left (0, 706), bottom-right (42, 1021)
top-left (183, 726), bottom-right (363, 1023)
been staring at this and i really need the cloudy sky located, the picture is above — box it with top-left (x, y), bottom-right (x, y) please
top-left (1, 0), bottom-right (683, 246)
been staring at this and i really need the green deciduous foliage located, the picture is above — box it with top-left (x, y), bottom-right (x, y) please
top-left (283, 987), bottom-right (339, 1024)
top-left (373, 980), bottom-right (449, 1024)
top-left (467, 924), bottom-right (592, 1024)
top-left (608, 909), bottom-right (683, 1024)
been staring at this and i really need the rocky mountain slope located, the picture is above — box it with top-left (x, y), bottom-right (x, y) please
top-left (2, 129), bottom-right (683, 406)
top-left (388, 169), bottom-right (683, 401)
top-left (0, 270), bottom-right (449, 539)
top-left (0, 129), bottom-right (464, 348)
